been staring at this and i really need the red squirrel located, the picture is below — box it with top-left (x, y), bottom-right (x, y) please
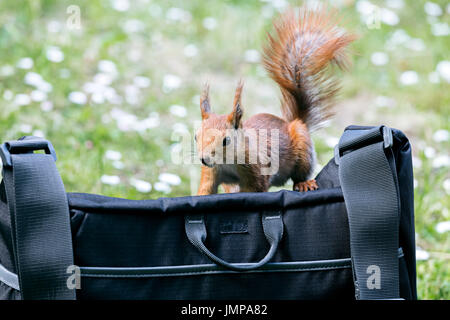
top-left (196, 7), bottom-right (355, 195)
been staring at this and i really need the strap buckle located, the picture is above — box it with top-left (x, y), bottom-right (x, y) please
top-left (335, 126), bottom-right (393, 165)
top-left (0, 137), bottom-right (57, 167)
top-left (382, 126), bottom-right (393, 149)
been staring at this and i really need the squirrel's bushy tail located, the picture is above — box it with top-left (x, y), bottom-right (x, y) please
top-left (263, 6), bottom-right (356, 130)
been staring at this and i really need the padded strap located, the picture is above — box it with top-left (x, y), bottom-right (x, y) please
top-left (337, 126), bottom-right (400, 299)
top-left (185, 212), bottom-right (283, 271)
top-left (1, 136), bottom-right (76, 300)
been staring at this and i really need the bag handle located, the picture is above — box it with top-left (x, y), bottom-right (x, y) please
top-left (0, 136), bottom-right (76, 300)
top-left (336, 125), bottom-right (401, 300)
top-left (185, 213), bottom-right (283, 271)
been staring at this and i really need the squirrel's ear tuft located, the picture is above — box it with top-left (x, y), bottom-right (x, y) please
top-left (228, 80), bottom-right (244, 129)
top-left (200, 83), bottom-right (211, 119)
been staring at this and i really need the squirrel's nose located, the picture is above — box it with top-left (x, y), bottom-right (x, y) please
top-left (201, 157), bottom-right (211, 167)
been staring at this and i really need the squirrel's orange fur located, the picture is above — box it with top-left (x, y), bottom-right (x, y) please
top-left (196, 7), bottom-right (355, 195)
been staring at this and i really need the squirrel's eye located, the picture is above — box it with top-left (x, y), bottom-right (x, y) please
top-left (223, 136), bottom-right (231, 146)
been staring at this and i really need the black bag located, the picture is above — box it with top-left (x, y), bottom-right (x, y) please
top-left (0, 125), bottom-right (417, 300)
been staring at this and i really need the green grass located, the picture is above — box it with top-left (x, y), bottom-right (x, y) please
top-left (0, 0), bottom-right (448, 299)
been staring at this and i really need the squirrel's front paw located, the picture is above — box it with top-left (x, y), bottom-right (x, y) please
top-left (293, 179), bottom-right (318, 192)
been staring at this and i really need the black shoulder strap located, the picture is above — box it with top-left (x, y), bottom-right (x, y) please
top-left (336, 126), bottom-right (401, 300)
top-left (0, 136), bottom-right (76, 300)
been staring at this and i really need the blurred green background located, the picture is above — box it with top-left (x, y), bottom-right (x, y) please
top-left (0, 0), bottom-right (448, 299)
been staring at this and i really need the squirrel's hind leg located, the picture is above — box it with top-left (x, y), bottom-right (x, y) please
top-left (287, 120), bottom-right (317, 192)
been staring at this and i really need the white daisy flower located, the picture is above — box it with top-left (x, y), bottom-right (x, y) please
top-left (101, 175), bottom-right (121, 185)
top-left (163, 74), bottom-right (181, 92)
top-left (386, 29), bottom-right (410, 47)
top-left (375, 96), bottom-right (396, 108)
top-left (184, 44), bottom-right (198, 57)
top-left (436, 61), bottom-right (450, 83)
top-left (416, 247), bottom-right (429, 261)
top-left (16, 57), bottom-right (33, 69)
top-left (105, 150), bottom-right (122, 161)
top-left (371, 52), bottom-right (389, 66)
top-left (0, 65), bottom-right (14, 76)
top-left (432, 130), bottom-right (449, 142)
top-left (424, 2), bottom-right (442, 16)
top-left (158, 173), bottom-right (181, 186)
top-left (124, 84), bottom-right (140, 105)
top-left (166, 7), bottom-right (191, 22)
top-left (32, 130), bottom-right (45, 138)
top-left (122, 19), bottom-right (145, 34)
top-left (68, 91), bottom-right (87, 105)
top-left (24, 72), bottom-right (53, 92)
top-left (412, 156), bottom-right (422, 169)
top-left (399, 71), bottom-right (419, 86)
top-left (406, 38), bottom-right (425, 52)
top-left (93, 73), bottom-right (114, 86)
top-left (24, 72), bottom-right (43, 87)
top-left (431, 22), bottom-right (450, 36)
top-left (244, 49), bottom-right (261, 63)
top-left (432, 155), bottom-right (449, 168)
top-left (154, 181), bottom-right (171, 193)
top-left (14, 93), bottom-right (31, 106)
top-left (40, 101), bottom-right (54, 112)
top-left (19, 124), bottom-right (32, 133)
top-left (169, 105), bottom-right (187, 118)
top-left (3, 90), bottom-right (13, 101)
top-left (444, 179), bottom-right (450, 194)
top-left (130, 178), bottom-right (152, 193)
top-left (140, 113), bottom-right (160, 129)
top-left (436, 221), bottom-right (450, 234)
top-left (112, 161), bottom-right (124, 170)
top-left (424, 146), bottom-right (436, 158)
top-left (37, 81), bottom-right (53, 93)
top-left (133, 76), bottom-right (151, 88)
top-left (98, 60), bottom-right (118, 75)
top-left (91, 93), bottom-right (105, 104)
top-left (380, 8), bottom-right (399, 26)
top-left (272, 0), bottom-right (288, 10)
top-left (325, 136), bottom-right (339, 148)
top-left (46, 46), bottom-right (64, 63)
top-left (203, 17), bottom-right (218, 30)
top-left (111, 0), bottom-right (129, 12)
top-left (30, 90), bottom-right (47, 102)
